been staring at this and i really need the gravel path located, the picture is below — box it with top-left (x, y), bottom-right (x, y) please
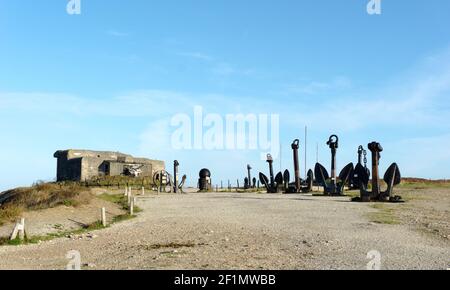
top-left (0, 192), bottom-right (448, 270)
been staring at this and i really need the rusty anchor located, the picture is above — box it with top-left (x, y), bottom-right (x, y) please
top-left (153, 161), bottom-right (186, 193)
top-left (244, 164), bottom-right (253, 189)
top-left (349, 145), bottom-right (370, 190)
top-left (353, 142), bottom-right (402, 202)
top-left (258, 139), bottom-right (313, 194)
top-left (314, 135), bottom-right (354, 196)
top-left (286, 139), bottom-right (313, 193)
top-left (173, 160), bottom-right (187, 193)
top-left (259, 154), bottom-right (280, 193)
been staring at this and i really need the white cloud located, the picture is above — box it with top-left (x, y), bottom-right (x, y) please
top-left (1, 47), bottom-right (450, 186)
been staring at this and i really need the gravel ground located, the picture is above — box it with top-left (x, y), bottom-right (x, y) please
top-left (0, 190), bottom-right (448, 270)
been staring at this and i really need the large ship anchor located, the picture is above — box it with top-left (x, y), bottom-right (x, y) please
top-left (314, 135), bottom-right (354, 196)
top-left (353, 142), bottom-right (402, 202)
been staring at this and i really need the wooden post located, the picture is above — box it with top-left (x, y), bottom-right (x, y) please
top-left (101, 207), bottom-right (106, 227)
top-left (10, 218), bottom-right (25, 241)
top-left (130, 198), bottom-right (134, 215)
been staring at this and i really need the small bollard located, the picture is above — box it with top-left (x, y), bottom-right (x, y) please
top-left (141, 186), bottom-right (145, 196)
top-left (101, 207), bottom-right (106, 227)
top-left (129, 199), bottom-right (134, 215)
top-left (127, 187), bottom-right (132, 205)
top-left (124, 186), bottom-right (128, 196)
top-left (10, 218), bottom-right (26, 241)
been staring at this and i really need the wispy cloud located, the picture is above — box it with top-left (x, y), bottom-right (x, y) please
top-left (282, 76), bottom-right (353, 95)
top-left (106, 30), bottom-right (129, 37)
top-left (1, 48), bottom-right (450, 182)
top-left (177, 52), bottom-right (213, 61)
top-left (177, 51), bottom-right (256, 78)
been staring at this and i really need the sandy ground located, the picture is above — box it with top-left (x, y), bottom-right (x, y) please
top-left (0, 198), bottom-right (124, 238)
top-left (0, 188), bottom-right (448, 270)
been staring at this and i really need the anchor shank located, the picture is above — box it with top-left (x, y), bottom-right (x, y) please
top-left (331, 148), bottom-right (337, 185)
top-left (368, 142), bottom-right (383, 199)
top-left (292, 140), bottom-right (301, 191)
top-left (173, 160), bottom-right (179, 193)
top-left (247, 165), bottom-right (252, 188)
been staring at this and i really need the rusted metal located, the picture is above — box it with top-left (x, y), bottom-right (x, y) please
top-left (286, 139), bottom-right (313, 193)
top-left (259, 154), bottom-right (279, 193)
top-left (245, 164), bottom-right (253, 189)
top-left (315, 135), bottom-right (354, 196)
top-left (244, 177), bottom-right (250, 189)
top-left (259, 140), bottom-right (314, 194)
top-left (198, 168), bottom-right (212, 191)
top-left (292, 139), bottom-right (301, 191)
top-left (354, 142), bottom-right (402, 202)
top-left (349, 146), bottom-right (370, 190)
top-left (153, 170), bottom-right (171, 193)
top-left (173, 160), bottom-right (179, 193)
top-left (153, 161), bottom-right (186, 194)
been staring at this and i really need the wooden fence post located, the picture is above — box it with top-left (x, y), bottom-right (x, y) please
top-left (101, 207), bottom-right (106, 227)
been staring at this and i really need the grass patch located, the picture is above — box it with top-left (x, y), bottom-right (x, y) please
top-left (367, 203), bottom-right (400, 225)
top-left (0, 217), bottom-right (136, 247)
top-left (399, 178), bottom-right (450, 189)
top-left (1, 193), bottom-right (142, 248)
top-left (98, 193), bottom-right (142, 213)
top-left (0, 182), bottom-right (92, 225)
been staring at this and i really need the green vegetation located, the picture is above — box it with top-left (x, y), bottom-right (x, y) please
top-left (0, 220), bottom-right (105, 246)
top-left (367, 203), bottom-right (400, 225)
top-left (0, 182), bottom-right (92, 225)
top-left (73, 175), bottom-right (155, 189)
top-left (98, 193), bottom-right (142, 213)
top-left (0, 185), bottom-right (144, 247)
top-left (399, 178), bottom-right (450, 190)
top-left (0, 214), bottom-right (139, 247)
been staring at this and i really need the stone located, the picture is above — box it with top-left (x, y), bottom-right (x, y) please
top-left (54, 149), bottom-right (165, 182)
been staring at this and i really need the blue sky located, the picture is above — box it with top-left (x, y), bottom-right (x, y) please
top-left (1, 0), bottom-right (450, 191)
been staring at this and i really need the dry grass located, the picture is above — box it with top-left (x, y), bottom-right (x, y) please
top-left (0, 182), bottom-right (92, 225)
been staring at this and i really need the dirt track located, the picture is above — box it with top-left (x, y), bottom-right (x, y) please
top-left (0, 190), bottom-right (449, 270)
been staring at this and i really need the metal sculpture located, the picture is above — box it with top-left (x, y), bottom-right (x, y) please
top-left (244, 165), bottom-right (253, 189)
top-left (244, 177), bottom-right (250, 189)
top-left (314, 135), bottom-right (354, 196)
top-left (152, 161), bottom-right (186, 194)
top-left (349, 146), bottom-right (370, 190)
top-left (153, 170), bottom-right (172, 193)
top-left (259, 154), bottom-right (279, 193)
top-left (198, 168), bottom-right (212, 191)
top-left (258, 140), bottom-right (314, 194)
top-left (173, 160), bottom-right (187, 193)
top-left (353, 142), bottom-right (402, 202)
top-left (287, 139), bottom-right (314, 193)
